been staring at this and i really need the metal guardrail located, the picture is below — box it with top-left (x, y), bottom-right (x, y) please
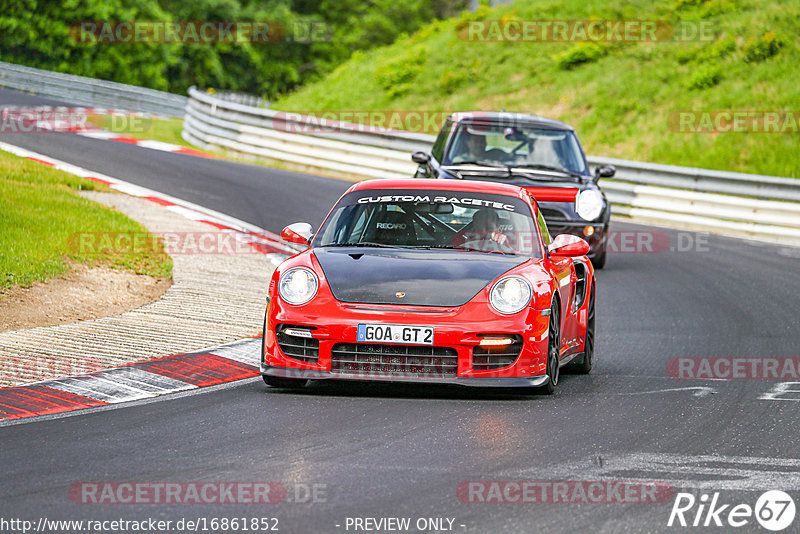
top-left (212, 90), bottom-right (271, 109)
top-left (183, 87), bottom-right (800, 245)
top-left (0, 61), bottom-right (187, 117)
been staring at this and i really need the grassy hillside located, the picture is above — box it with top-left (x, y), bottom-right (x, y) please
top-left (275, 0), bottom-right (800, 178)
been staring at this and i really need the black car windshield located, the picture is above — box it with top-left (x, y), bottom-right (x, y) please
top-left (314, 189), bottom-right (541, 257)
top-left (443, 122), bottom-right (588, 175)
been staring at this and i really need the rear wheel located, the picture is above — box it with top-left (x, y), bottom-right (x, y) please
top-left (569, 284), bottom-right (595, 374)
top-left (538, 302), bottom-right (561, 395)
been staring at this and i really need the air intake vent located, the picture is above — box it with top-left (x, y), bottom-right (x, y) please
top-left (472, 335), bottom-right (523, 370)
top-left (331, 343), bottom-right (457, 378)
top-left (276, 325), bottom-right (319, 363)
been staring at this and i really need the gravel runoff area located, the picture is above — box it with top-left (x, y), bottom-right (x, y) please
top-left (0, 192), bottom-right (274, 387)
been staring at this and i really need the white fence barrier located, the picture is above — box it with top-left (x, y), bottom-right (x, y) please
top-left (183, 87), bottom-right (800, 245)
top-left (0, 61), bottom-right (187, 117)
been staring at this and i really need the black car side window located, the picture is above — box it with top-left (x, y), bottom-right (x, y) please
top-left (535, 203), bottom-right (552, 246)
top-left (431, 120), bottom-right (452, 162)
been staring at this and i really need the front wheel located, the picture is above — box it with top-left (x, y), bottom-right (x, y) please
top-left (591, 251), bottom-right (606, 270)
top-left (262, 374), bottom-right (308, 389)
top-left (537, 303), bottom-right (561, 395)
top-left (261, 310), bottom-right (307, 389)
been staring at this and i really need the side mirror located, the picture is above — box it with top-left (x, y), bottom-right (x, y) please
top-left (280, 222), bottom-right (313, 245)
top-left (593, 165), bottom-right (616, 181)
top-left (411, 151), bottom-right (431, 165)
top-left (548, 234), bottom-right (590, 257)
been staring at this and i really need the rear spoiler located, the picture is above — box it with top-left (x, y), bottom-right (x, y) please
top-left (524, 187), bottom-right (579, 203)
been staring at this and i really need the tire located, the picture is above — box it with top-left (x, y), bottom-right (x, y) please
top-left (262, 374), bottom-right (308, 389)
top-left (569, 284), bottom-right (595, 374)
top-left (537, 301), bottom-right (561, 395)
top-left (260, 309), bottom-right (267, 365)
top-left (591, 250), bottom-right (606, 270)
top-left (260, 309), bottom-right (307, 389)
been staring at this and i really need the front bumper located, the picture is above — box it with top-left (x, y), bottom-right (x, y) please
top-left (263, 296), bottom-right (552, 388)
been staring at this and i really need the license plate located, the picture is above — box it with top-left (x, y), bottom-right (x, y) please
top-left (357, 324), bottom-right (434, 345)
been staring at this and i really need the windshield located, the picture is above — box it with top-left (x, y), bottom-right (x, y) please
top-left (315, 189), bottom-right (541, 257)
top-left (443, 122), bottom-right (588, 175)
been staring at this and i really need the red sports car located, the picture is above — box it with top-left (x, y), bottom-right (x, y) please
top-left (261, 179), bottom-right (595, 394)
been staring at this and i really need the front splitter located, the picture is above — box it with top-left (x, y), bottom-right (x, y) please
top-left (261, 364), bottom-right (549, 388)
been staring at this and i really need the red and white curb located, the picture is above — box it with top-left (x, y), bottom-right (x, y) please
top-left (0, 140), bottom-right (298, 421)
top-left (76, 130), bottom-right (218, 159)
top-left (2, 105), bottom-right (216, 158)
top-left (0, 140), bottom-right (298, 267)
top-left (1, 105), bottom-right (163, 118)
top-left (0, 337), bottom-right (262, 422)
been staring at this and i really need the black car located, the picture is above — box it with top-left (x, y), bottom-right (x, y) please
top-left (412, 111), bottom-right (615, 268)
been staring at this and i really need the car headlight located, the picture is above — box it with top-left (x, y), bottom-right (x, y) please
top-left (278, 267), bottom-right (318, 305)
top-left (575, 189), bottom-right (604, 221)
top-left (489, 275), bottom-right (532, 315)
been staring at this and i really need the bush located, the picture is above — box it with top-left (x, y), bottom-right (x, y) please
top-left (743, 31), bottom-right (783, 63)
top-left (677, 36), bottom-right (736, 64)
top-left (686, 64), bottom-right (721, 89)
top-left (555, 42), bottom-right (609, 70)
top-left (373, 49), bottom-right (426, 97)
top-left (437, 70), bottom-right (469, 94)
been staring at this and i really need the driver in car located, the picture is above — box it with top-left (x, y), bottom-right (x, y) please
top-left (470, 208), bottom-right (511, 251)
top-left (452, 133), bottom-right (490, 163)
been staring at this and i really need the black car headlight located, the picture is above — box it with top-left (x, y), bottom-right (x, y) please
top-left (576, 189), bottom-right (604, 221)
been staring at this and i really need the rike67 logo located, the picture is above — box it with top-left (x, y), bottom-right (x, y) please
top-left (668, 490), bottom-right (796, 531)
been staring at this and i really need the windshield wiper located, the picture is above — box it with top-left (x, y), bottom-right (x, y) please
top-left (511, 164), bottom-right (585, 180)
top-left (458, 246), bottom-right (515, 255)
top-left (448, 160), bottom-right (509, 168)
top-left (423, 244), bottom-right (515, 255)
top-left (320, 242), bottom-right (403, 249)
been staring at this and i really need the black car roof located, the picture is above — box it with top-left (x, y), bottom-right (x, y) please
top-left (448, 111), bottom-right (575, 131)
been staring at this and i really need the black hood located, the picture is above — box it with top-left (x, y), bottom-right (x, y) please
top-left (314, 248), bottom-right (528, 307)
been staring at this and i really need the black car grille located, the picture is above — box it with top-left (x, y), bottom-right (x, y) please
top-left (472, 335), bottom-right (523, 370)
top-left (276, 326), bottom-right (319, 363)
top-left (540, 208), bottom-right (569, 222)
top-left (331, 343), bottom-right (458, 378)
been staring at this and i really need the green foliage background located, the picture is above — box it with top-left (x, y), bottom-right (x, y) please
top-left (0, 0), bottom-right (467, 99)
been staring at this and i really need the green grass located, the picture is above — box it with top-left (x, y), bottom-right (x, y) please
top-left (139, 116), bottom-right (191, 147)
top-left (274, 0), bottom-right (800, 178)
top-left (87, 115), bottom-right (194, 148)
top-left (0, 151), bottom-right (172, 289)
